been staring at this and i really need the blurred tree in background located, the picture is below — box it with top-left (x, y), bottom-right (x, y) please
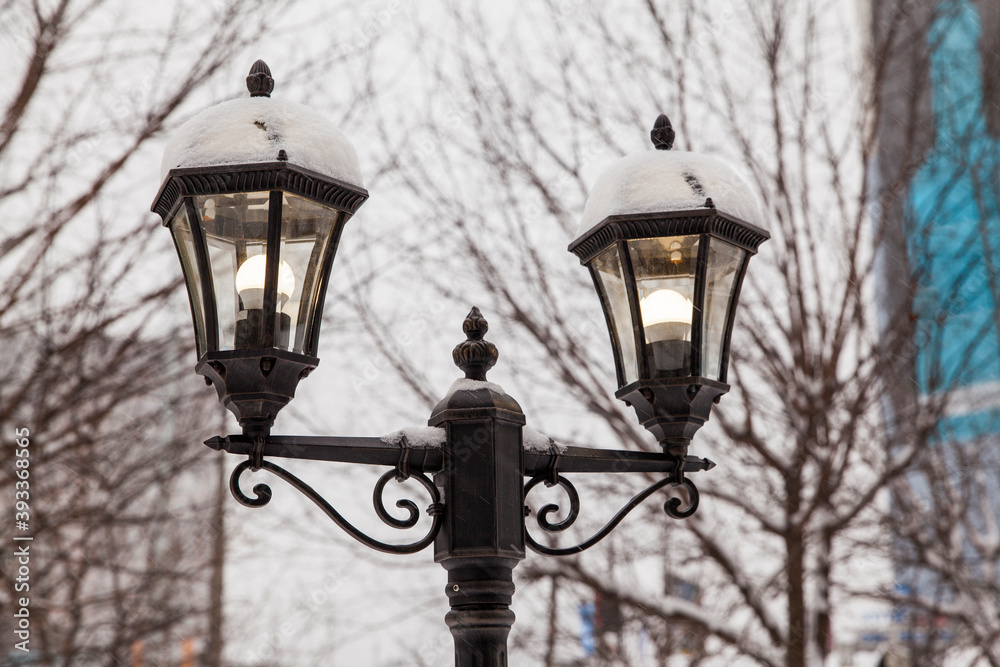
top-left (0, 1), bottom-right (373, 664)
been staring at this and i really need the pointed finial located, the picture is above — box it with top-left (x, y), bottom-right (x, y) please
top-left (247, 60), bottom-right (274, 98)
top-left (452, 307), bottom-right (499, 381)
top-left (651, 114), bottom-right (674, 150)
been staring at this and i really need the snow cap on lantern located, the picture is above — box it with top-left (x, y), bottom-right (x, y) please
top-left (161, 61), bottom-right (364, 188)
top-left (578, 117), bottom-right (762, 236)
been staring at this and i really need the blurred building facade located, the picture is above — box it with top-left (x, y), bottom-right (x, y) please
top-left (870, 0), bottom-right (1000, 662)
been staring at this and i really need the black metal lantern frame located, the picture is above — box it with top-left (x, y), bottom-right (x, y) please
top-left (569, 206), bottom-right (769, 452)
top-left (153, 64), bottom-right (768, 667)
top-left (152, 160), bottom-right (368, 436)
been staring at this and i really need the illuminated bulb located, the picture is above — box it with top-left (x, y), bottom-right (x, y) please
top-left (235, 255), bottom-right (296, 309)
top-left (639, 288), bottom-right (694, 327)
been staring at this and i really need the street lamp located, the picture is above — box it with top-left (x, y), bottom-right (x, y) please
top-left (151, 60), bottom-right (368, 440)
top-left (151, 63), bottom-right (768, 667)
top-left (569, 114), bottom-right (770, 456)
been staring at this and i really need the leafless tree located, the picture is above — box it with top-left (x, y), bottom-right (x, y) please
top-left (320, 0), bottom-right (1000, 664)
top-left (0, 0), bottom-right (375, 664)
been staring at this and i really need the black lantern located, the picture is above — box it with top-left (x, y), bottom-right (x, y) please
top-left (569, 115), bottom-right (769, 452)
top-left (151, 61), bottom-right (368, 436)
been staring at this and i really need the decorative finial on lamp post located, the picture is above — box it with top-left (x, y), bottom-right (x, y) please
top-left (453, 307), bottom-right (499, 381)
top-left (650, 114), bottom-right (675, 150)
top-left (247, 59), bottom-right (274, 98)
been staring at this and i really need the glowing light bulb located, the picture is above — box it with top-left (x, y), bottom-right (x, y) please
top-left (641, 288), bottom-right (695, 374)
top-left (639, 289), bottom-right (694, 328)
top-left (235, 255), bottom-right (296, 309)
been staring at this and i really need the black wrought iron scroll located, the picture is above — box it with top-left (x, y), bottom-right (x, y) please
top-left (523, 469), bottom-right (700, 556)
top-left (230, 458), bottom-right (444, 555)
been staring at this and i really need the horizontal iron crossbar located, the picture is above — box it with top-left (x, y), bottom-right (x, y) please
top-left (205, 434), bottom-right (715, 475)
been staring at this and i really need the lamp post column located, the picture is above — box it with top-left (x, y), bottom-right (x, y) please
top-left (430, 308), bottom-right (526, 667)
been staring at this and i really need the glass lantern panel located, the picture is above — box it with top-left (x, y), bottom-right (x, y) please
top-left (279, 193), bottom-right (341, 354)
top-left (169, 205), bottom-right (209, 358)
top-left (590, 245), bottom-right (639, 385)
top-left (628, 236), bottom-right (700, 378)
top-left (195, 192), bottom-right (271, 350)
top-left (702, 238), bottom-right (746, 381)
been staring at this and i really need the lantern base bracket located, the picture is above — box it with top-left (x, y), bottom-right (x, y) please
top-left (616, 377), bottom-right (729, 447)
top-left (196, 348), bottom-right (318, 434)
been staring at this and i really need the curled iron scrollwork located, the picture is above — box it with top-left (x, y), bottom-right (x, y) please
top-left (663, 476), bottom-right (699, 519)
top-left (524, 474), bottom-right (581, 533)
top-left (230, 459), bottom-right (273, 507)
top-left (373, 469), bottom-right (423, 529)
top-left (230, 459), bottom-right (443, 555)
top-left (665, 456), bottom-right (699, 519)
top-left (523, 472), bottom-right (700, 556)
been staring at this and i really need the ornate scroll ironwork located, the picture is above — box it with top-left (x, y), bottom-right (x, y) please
top-left (230, 458), bottom-right (443, 555)
top-left (523, 471), bottom-right (700, 556)
top-left (665, 456), bottom-right (700, 520)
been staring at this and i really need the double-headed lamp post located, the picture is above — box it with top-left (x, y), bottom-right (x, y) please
top-left (151, 62), bottom-right (768, 666)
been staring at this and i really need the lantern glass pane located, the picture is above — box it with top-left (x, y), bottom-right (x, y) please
top-left (702, 238), bottom-right (746, 380)
top-left (591, 245), bottom-right (638, 385)
top-left (195, 192), bottom-right (271, 350)
top-left (279, 193), bottom-right (341, 354)
top-left (628, 236), bottom-right (699, 378)
top-left (169, 205), bottom-right (209, 358)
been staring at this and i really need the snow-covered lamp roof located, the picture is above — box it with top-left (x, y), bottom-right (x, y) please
top-left (577, 116), bottom-right (763, 236)
top-left (161, 61), bottom-right (363, 189)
